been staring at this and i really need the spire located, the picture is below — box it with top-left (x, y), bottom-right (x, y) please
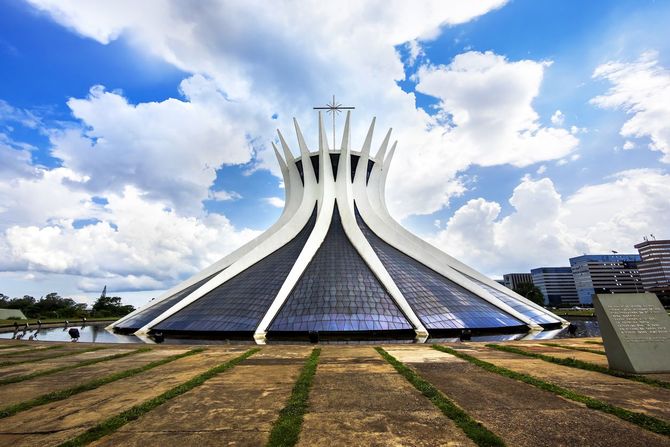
top-left (376, 128), bottom-right (392, 161)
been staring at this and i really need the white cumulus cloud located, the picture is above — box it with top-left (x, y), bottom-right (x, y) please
top-left (263, 197), bottom-right (285, 208)
top-left (550, 110), bottom-right (565, 126)
top-left (591, 51), bottom-right (670, 163)
top-left (430, 169), bottom-right (670, 276)
top-left (50, 76), bottom-right (268, 213)
top-left (1, 185), bottom-right (259, 291)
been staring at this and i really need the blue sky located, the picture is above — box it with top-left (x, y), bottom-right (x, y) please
top-left (1, 0), bottom-right (669, 307)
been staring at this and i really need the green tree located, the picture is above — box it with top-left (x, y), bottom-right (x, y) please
top-left (92, 296), bottom-right (135, 317)
top-left (0, 293), bottom-right (87, 319)
top-left (513, 282), bottom-right (545, 306)
top-left (32, 293), bottom-right (84, 318)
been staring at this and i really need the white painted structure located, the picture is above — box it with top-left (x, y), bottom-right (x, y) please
top-left (110, 112), bottom-right (566, 342)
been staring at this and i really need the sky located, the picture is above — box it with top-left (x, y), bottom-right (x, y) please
top-left (1, 0), bottom-right (669, 307)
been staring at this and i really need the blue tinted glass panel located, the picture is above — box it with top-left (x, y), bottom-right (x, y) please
top-left (153, 207), bottom-right (317, 332)
top-left (467, 276), bottom-right (561, 325)
top-left (356, 208), bottom-right (522, 329)
top-left (269, 203), bottom-right (411, 332)
top-left (115, 273), bottom-right (219, 331)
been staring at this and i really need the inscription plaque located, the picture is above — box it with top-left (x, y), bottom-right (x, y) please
top-left (593, 293), bottom-right (670, 373)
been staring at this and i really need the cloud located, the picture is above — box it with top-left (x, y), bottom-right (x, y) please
top-left (386, 51), bottom-right (579, 218)
top-left (26, 1), bottom-right (521, 220)
top-left (550, 110), bottom-right (565, 126)
top-left (9, 0), bottom-right (600, 296)
top-left (591, 51), bottom-right (670, 163)
top-left (0, 134), bottom-right (41, 180)
top-left (430, 169), bottom-right (670, 276)
top-left (414, 52), bottom-right (578, 168)
top-left (263, 197), bottom-right (285, 208)
top-left (1, 185), bottom-right (259, 291)
top-left (50, 76), bottom-right (269, 213)
top-left (208, 189), bottom-right (242, 201)
top-left (0, 167), bottom-right (94, 230)
top-left (0, 99), bottom-right (41, 129)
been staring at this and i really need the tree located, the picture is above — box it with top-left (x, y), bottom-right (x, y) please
top-left (92, 296), bottom-right (135, 317)
top-left (31, 293), bottom-right (84, 318)
top-left (513, 282), bottom-right (545, 306)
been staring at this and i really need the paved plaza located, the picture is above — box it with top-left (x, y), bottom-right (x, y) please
top-left (0, 338), bottom-right (668, 446)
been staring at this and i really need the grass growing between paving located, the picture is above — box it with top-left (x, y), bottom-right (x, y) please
top-left (0, 345), bottom-right (108, 368)
top-left (434, 345), bottom-right (670, 437)
top-left (267, 348), bottom-right (321, 447)
top-left (376, 347), bottom-right (505, 447)
top-left (0, 347), bottom-right (176, 418)
top-left (57, 347), bottom-right (261, 447)
top-left (0, 347), bottom-right (152, 386)
top-left (0, 344), bottom-right (64, 358)
top-left (540, 342), bottom-right (606, 356)
top-left (486, 344), bottom-right (670, 390)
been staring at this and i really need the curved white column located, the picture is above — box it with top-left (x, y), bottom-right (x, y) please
top-left (365, 139), bottom-right (565, 326)
top-left (351, 123), bottom-right (540, 329)
top-left (254, 112), bottom-right (335, 342)
top-left (133, 128), bottom-right (317, 335)
top-left (109, 137), bottom-right (304, 330)
top-left (335, 112), bottom-right (427, 338)
top-left (113, 110), bottom-right (565, 340)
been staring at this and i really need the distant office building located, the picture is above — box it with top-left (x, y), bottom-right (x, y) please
top-left (634, 239), bottom-right (670, 299)
top-left (494, 279), bottom-right (506, 286)
top-left (530, 267), bottom-right (579, 307)
top-left (569, 254), bottom-right (642, 305)
top-left (502, 273), bottom-right (533, 291)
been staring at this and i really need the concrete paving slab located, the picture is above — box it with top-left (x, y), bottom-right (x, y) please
top-left (0, 349), bottom-right (243, 447)
top-left (385, 346), bottom-right (467, 364)
top-left (299, 410), bottom-right (473, 447)
top-left (464, 345), bottom-right (670, 422)
top-left (0, 348), bottom-right (133, 380)
top-left (89, 346), bottom-right (311, 447)
top-left (411, 356), bottom-right (670, 447)
top-left (506, 343), bottom-right (610, 366)
top-left (91, 430), bottom-right (268, 447)
top-left (297, 346), bottom-right (475, 447)
top-left (0, 349), bottom-right (189, 407)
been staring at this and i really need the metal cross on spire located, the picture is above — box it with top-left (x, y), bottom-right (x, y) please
top-left (314, 95), bottom-right (355, 149)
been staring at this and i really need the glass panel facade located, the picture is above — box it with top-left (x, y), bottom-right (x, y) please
top-left (350, 154), bottom-right (360, 182)
top-left (295, 154), bottom-right (375, 185)
top-left (115, 273), bottom-right (219, 331)
top-left (269, 203), bottom-right (412, 332)
top-left (153, 207), bottom-right (318, 332)
top-left (330, 153), bottom-right (339, 181)
top-left (467, 276), bottom-right (561, 325)
top-left (356, 208), bottom-right (522, 329)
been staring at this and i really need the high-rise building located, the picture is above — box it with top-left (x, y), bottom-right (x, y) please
top-left (110, 111), bottom-right (565, 342)
top-left (502, 273), bottom-right (533, 291)
top-left (530, 267), bottom-right (578, 307)
top-left (569, 254), bottom-right (642, 305)
top-left (634, 239), bottom-right (670, 299)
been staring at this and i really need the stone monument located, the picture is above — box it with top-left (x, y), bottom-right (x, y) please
top-left (593, 293), bottom-right (670, 373)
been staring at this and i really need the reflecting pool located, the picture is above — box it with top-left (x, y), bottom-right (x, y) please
top-left (0, 318), bottom-right (601, 344)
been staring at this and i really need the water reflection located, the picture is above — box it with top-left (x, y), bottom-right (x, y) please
top-left (0, 318), bottom-right (602, 344)
top-left (0, 324), bottom-right (139, 344)
top-left (553, 318), bottom-right (601, 339)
